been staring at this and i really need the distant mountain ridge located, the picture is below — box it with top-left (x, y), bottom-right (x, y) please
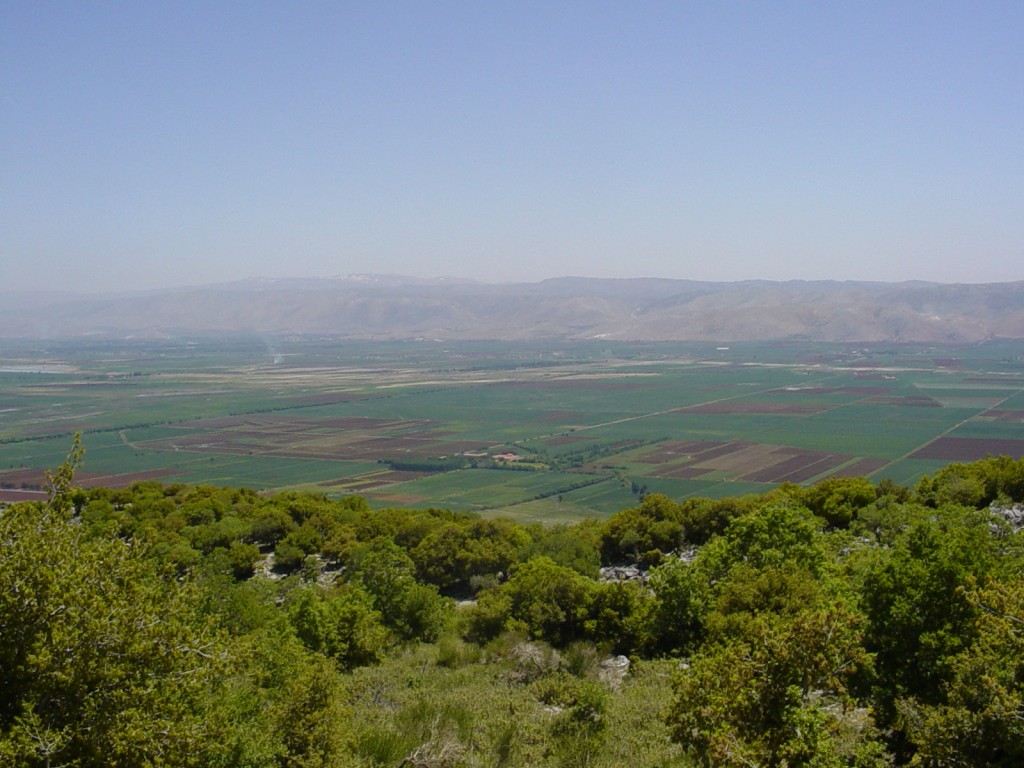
top-left (2, 276), bottom-right (1023, 342)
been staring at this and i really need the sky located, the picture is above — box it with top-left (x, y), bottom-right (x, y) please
top-left (2, 1), bottom-right (1022, 293)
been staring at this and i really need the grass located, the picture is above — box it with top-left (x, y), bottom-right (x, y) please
top-left (344, 638), bottom-right (688, 768)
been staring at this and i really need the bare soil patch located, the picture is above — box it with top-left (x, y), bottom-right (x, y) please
top-left (910, 437), bottom-right (1024, 461)
top-left (649, 465), bottom-right (711, 479)
top-left (635, 440), bottom-right (728, 464)
top-left (829, 458), bottom-right (888, 477)
top-left (0, 489), bottom-right (47, 502)
top-left (693, 443), bottom-right (785, 474)
top-left (739, 449), bottom-right (840, 483)
top-left (770, 455), bottom-right (847, 483)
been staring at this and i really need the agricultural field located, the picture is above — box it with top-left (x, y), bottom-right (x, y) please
top-left (2, 336), bottom-right (1023, 518)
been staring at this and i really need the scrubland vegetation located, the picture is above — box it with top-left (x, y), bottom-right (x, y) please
top-left (3, 436), bottom-right (1023, 767)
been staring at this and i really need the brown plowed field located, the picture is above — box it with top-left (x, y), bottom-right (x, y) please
top-left (649, 465), bottom-right (711, 479)
top-left (0, 489), bottom-right (47, 502)
top-left (0, 468), bottom-right (49, 486)
top-left (0, 468), bottom-right (181, 493)
top-left (640, 440), bottom-right (854, 485)
top-left (740, 451), bottom-right (819, 482)
top-left (636, 440), bottom-right (730, 464)
top-left (688, 441), bottom-right (756, 462)
top-left (772, 456), bottom-right (847, 483)
top-left (829, 458), bottom-right (889, 477)
top-left (910, 437), bottom-right (1024, 461)
top-left (692, 443), bottom-right (786, 473)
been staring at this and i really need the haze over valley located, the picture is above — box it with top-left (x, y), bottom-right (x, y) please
top-left (3, 275), bottom-right (1023, 343)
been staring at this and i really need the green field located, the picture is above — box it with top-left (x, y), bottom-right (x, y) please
top-left (3, 336), bottom-right (1023, 518)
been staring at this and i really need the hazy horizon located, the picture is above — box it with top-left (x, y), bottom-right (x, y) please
top-left (3, 2), bottom-right (1022, 293)
top-left (4, 271), bottom-right (1024, 301)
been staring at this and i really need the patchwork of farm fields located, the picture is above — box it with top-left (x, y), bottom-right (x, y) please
top-left (2, 336), bottom-right (1023, 519)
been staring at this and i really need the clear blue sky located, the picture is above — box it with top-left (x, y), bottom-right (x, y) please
top-left (2, 1), bottom-right (1022, 292)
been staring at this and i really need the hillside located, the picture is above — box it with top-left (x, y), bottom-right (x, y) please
top-left (3, 276), bottom-right (1024, 341)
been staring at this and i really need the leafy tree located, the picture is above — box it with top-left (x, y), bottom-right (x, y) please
top-left (800, 476), bottom-right (878, 528)
top-left (0, 500), bottom-right (236, 767)
top-left (586, 580), bottom-right (653, 655)
top-left (676, 494), bottom-right (757, 545)
top-left (666, 597), bottom-right (886, 768)
top-left (916, 456), bottom-right (1024, 508)
top-left (465, 557), bottom-right (597, 647)
top-left (347, 538), bottom-right (451, 642)
top-left (646, 556), bottom-right (705, 655)
top-left (897, 575), bottom-right (1024, 768)
top-left (600, 493), bottom-right (684, 564)
top-left (285, 583), bottom-right (387, 669)
top-left (519, 526), bottom-right (601, 579)
top-left (859, 506), bottom-right (999, 721)
top-left (412, 518), bottom-right (530, 593)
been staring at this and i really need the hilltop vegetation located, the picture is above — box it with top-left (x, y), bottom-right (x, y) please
top-left (2, 440), bottom-right (1023, 767)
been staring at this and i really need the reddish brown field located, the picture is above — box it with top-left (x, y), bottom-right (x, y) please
top-left (691, 443), bottom-right (781, 474)
top-left (639, 439), bottom-right (868, 485)
top-left (649, 465), bottom-right (711, 479)
top-left (768, 455), bottom-right (848, 483)
top-left (737, 448), bottom-right (844, 483)
top-left (0, 489), bottom-right (47, 502)
top-left (0, 468), bottom-right (180, 494)
top-left (636, 440), bottom-right (730, 464)
top-left (0, 468), bottom-right (49, 486)
top-left (911, 437), bottom-right (1024, 461)
top-left (830, 458), bottom-right (889, 477)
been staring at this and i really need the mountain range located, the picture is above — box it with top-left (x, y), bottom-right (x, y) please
top-left (3, 275), bottom-right (1023, 343)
